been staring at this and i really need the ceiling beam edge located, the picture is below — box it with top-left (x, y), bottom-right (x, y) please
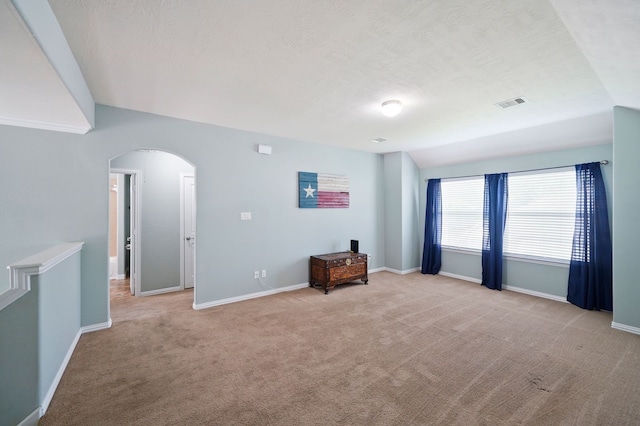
top-left (10, 0), bottom-right (95, 130)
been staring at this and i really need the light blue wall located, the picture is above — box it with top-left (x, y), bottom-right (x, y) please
top-left (383, 152), bottom-right (420, 272)
top-left (38, 252), bottom-right (82, 402)
top-left (0, 250), bottom-right (81, 426)
top-left (0, 105), bottom-right (385, 326)
top-left (192, 127), bottom-right (385, 303)
top-left (111, 151), bottom-right (195, 293)
top-left (401, 153), bottom-right (420, 271)
top-left (613, 106), bottom-right (640, 329)
top-left (419, 144), bottom-right (613, 298)
top-left (0, 283), bottom-right (39, 426)
top-left (383, 153), bottom-right (402, 270)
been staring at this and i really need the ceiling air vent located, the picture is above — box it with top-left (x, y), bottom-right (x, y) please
top-left (371, 137), bottom-right (387, 143)
top-left (495, 97), bottom-right (528, 109)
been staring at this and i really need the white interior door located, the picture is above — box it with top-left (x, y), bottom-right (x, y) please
top-left (129, 173), bottom-right (138, 295)
top-left (182, 175), bottom-right (196, 289)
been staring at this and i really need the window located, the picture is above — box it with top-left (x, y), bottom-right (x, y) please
top-left (439, 168), bottom-right (577, 263)
top-left (504, 168), bottom-right (576, 262)
top-left (441, 177), bottom-right (484, 251)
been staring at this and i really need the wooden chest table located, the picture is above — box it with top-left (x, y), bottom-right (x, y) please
top-left (309, 252), bottom-right (368, 294)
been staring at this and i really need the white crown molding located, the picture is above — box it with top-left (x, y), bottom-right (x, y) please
top-left (0, 115), bottom-right (91, 134)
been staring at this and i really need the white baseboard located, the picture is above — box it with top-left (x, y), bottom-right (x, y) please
top-left (40, 329), bottom-right (82, 416)
top-left (80, 318), bottom-right (112, 334)
top-left (438, 271), bottom-right (481, 284)
top-left (140, 285), bottom-right (181, 297)
top-left (503, 285), bottom-right (568, 304)
top-left (194, 271), bottom-right (395, 311)
top-left (193, 283), bottom-right (309, 310)
top-left (611, 322), bottom-right (640, 336)
top-left (35, 319), bottom-right (112, 420)
top-left (116, 274), bottom-right (126, 280)
top-left (17, 408), bottom-right (40, 426)
top-left (384, 267), bottom-right (420, 275)
top-left (437, 272), bottom-right (567, 303)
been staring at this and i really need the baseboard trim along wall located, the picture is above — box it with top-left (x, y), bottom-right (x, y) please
top-left (140, 285), bottom-right (182, 297)
top-left (26, 318), bottom-right (113, 423)
top-left (384, 267), bottom-right (421, 275)
top-left (502, 285), bottom-right (568, 304)
top-left (438, 271), bottom-right (481, 284)
top-left (611, 322), bottom-right (640, 336)
top-left (193, 283), bottom-right (310, 310)
top-left (17, 408), bottom-right (40, 426)
top-left (80, 319), bottom-right (112, 334)
top-left (194, 270), bottom-right (398, 310)
top-left (438, 271), bottom-right (568, 303)
top-left (40, 330), bottom-right (82, 416)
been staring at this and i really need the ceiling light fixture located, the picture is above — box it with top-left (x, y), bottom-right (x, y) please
top-left (381, 100), bottom-right (402, 117)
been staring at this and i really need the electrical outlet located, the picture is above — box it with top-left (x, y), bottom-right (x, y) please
top-left (253, 271), bottom-right (259, 279)
top-left (241, 212), bottom-right (252, 221)
top-left (261, 269), bottom-right (267, 278)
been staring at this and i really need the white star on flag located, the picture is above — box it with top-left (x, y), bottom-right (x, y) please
top-left (304, 184), bottom-right (316, 198)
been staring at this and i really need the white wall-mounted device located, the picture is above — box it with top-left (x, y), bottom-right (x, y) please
top-left (257, 144), bottom-right (272, 155)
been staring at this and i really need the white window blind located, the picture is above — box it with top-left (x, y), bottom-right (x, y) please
top-left (504, 168), bottom-right (576, 262)
top-left (441, 177), bottom-right (484, 251)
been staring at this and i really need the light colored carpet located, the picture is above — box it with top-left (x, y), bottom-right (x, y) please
top-left (40, 272), bottom-right (640, 425)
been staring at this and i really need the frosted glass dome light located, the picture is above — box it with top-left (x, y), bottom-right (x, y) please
top-left (381, 100), bottom-right (402, 117)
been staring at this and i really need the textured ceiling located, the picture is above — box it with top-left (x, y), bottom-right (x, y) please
top-left (4, 1), bottom-right (640, 167)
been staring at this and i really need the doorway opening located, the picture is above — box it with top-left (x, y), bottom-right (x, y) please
top-left (108, 170), bottom-right (139, 300)
top-left (108, 150), bottom-right (197, 317)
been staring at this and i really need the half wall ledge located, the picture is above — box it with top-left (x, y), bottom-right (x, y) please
top-left (0, 242), bottom-right (84, 311)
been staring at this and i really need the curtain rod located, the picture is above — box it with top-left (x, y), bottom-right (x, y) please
top-left (423, 160), bottom-right (609, 182)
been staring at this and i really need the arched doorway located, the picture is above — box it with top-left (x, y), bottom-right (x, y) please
top-left (107, 149), bottom-right (196, 311)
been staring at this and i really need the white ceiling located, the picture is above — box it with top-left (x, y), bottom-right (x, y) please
top-left (2, 0), bottom-right (639, 167)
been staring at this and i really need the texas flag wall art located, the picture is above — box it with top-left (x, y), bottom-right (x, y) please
top-left (298, 172), bottom-right (349, 208)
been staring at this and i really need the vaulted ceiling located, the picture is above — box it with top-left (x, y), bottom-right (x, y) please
top-left (2, 0), bottom-right (639, 167)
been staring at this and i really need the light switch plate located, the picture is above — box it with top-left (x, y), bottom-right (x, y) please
top-left (240, 212), bottom-right (252, 221)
